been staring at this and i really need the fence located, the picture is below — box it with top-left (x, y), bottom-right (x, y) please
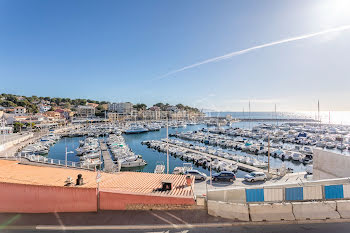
top-left (207, 177), bottom-right (350, 204)
top-left (15, 153), bottom-right (97, 171)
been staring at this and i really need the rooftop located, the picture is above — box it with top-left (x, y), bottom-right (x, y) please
top-left (0, 160), bottom-right (193, 197)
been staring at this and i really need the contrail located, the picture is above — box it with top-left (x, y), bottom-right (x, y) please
top-left (156, 24), bottom-right (350, 80)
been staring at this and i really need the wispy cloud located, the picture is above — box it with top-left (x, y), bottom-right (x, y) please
top-left (156, 24), bottom-right (350, 80)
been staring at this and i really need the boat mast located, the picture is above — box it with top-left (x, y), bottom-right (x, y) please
top-left (248, 101), bottom-right (251, 129)
top-left (318, 100), bottom-right (320, 125)
top-left (166, 115), bottom-right (169, 174)
top-left (275, 104), bottom-right (277, 126)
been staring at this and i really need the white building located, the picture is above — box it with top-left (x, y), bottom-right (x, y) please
top-left (108, 102), bottom-right (133, 114)
top-left (38, 104), bottom-right (51, 113)
top-left (14, 107), bottom-right (26, 116)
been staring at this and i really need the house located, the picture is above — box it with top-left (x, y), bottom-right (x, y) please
top-left (38, 104), bottom-right (51, 113)
top-left (14, 107), bottom-right (26, 116)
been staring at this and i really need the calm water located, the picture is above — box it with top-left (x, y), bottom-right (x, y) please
top-left (47, 122), bottom-right (308, 177)
top-left (208, 111), bottom-right (350, 125)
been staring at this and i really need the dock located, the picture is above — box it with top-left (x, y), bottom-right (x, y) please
top-left (100, 141), bottom-right (116, 173)
top-left (164, 140), bottom-right (263, 173)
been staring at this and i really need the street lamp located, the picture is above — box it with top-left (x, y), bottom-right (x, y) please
top-left (65, 146), bottom-right (74, 167)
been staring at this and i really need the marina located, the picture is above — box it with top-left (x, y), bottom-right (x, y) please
top-left (15, 118), bottom-right (350, 178)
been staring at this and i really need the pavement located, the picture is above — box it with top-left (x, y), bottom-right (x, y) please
top-left (1, 210), bottom-right (350, 233)
top-left (193, 172), bottom-right (310, 196)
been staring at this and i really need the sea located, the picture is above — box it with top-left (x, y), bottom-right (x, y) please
top-left (206, 111), bottom-right (350, 126)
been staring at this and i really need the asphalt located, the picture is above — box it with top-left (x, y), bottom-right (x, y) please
top-left (1, 210), bottom-right (350, 233)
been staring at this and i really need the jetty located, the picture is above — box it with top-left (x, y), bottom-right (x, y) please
top-left (164, 140), bottom-right (263, 173)
top-left (100, 141), bottom-right (116, 173)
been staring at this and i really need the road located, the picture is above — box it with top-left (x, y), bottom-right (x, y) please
top-left (1, 210), bottom-right (350, 233)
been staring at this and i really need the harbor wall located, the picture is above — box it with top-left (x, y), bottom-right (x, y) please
top-left (313, 149), bottom-right (350, 180)
top-left (99, 190), bottom-right (196, 210)
top-left (0, 182), bottom-right (97, 213)
top-left (0, 133), bottom-right (34, 153)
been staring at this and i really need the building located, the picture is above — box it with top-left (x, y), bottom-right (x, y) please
top-left (38, 104), bottom-right (51, 113)
top-left (14, 107), bottom-right (26, 116)
top-left (87, 103), bottom-right (99, 108)
top-left (76, 105), bottom-right (95, 118)
top-left (108, 102), bottom-right (133, 114)
top-left (44, 111), bottom-right (61, 119)
top-left (312, 149), bottom-right (350, 180)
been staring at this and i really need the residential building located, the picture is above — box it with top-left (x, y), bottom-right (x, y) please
top-left (14, 107), bottom-right (26, 116)
top-left (44, 111), bottom-right (61, 119)
top-left (38, 104), bottom-right (51, 113)
top-left (76, 105), bottom-right (95, 118)
top-left (108, 102), bottom-right (133, 114)
top-left (87, 103), bottom-right (99, 108)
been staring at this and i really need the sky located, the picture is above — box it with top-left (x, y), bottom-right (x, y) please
top-left (1, 0), bottom-right (350, 112)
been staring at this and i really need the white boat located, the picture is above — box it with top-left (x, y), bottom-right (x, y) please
top-left (125, 125), bottom-right (149, 134)
top-left (154, 162), bottom-right (165, 174)
top-left (120, 156), bottom-right (147, 168)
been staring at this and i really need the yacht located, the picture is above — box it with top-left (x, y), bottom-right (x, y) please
top-left (154, 162), bottom-right (165, 174)
top-left (119, 155), bottom-right (147, 168)
top-left (125, 125), bottom-right (149, 134)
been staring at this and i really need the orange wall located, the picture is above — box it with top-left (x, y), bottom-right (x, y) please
top-left (0, 182), bottom-right (97, 213)
top-left (99, 191), bottom-right (195, 210)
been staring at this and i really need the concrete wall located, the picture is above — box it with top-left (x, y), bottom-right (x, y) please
top-left (99, 191), bottom-right (195, 210)
top-left (207, 200), bottom-right (249, 221)
top-left (0, 133), bottom-right (34, 153)
top-left (208, 200), bottom-right (350, 222)
top-left (313, 149), bottom-right (350, 180)
top-left (0, 182), bottom-right (97, 213)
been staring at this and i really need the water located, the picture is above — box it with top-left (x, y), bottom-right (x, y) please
top-left (47, 136), bottom-right (83, 162)
top-left (46, 122), bottom-right (310, 177)
top-left (207, 111), bottom-right (350, 125)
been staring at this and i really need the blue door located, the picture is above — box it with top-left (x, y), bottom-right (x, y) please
top-left (325, 185), bottom-right (344, 199)
top-left (246, 188), bottom-right (264, 202)
top-left (285, 187), bottom-right (303, 201)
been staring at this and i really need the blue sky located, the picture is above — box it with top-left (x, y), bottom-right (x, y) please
top-left (1, 0), bottom-right (350, 111)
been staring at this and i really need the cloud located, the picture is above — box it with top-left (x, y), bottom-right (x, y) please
top-left (156, 24), bottom-right (350, 80)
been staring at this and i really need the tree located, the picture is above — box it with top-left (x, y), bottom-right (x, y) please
top-left (13, 122), bottom-right (24, 133)
top-left (133, 103), bottom-right (147, 111)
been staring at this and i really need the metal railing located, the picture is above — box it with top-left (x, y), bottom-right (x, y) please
top-left (15, 153), bottom-right (97, 171)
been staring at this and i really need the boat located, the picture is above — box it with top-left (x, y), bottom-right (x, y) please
top-left (154, 162), bottom-right (165, 174)
top-left (119, 155), bottom-right (147, 168)
top-left (124, 125), bottom-right (149, 134)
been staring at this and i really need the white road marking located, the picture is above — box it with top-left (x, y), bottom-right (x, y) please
top-left (150, 212), bottom-right (179, 228)
top-left (54, 212), bottom-right (65, 231)
top-left (165, 212), bottom-right (192, 228)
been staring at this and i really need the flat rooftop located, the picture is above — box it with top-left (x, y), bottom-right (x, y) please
top-left (0, 160), bottom-right (193, 197)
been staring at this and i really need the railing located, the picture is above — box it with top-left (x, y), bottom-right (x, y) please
top-left (15, 153), bottom-right (97, 171)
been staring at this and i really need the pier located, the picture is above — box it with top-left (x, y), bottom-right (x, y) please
top-left (100, 141), bottom-right (116, 173)
top-left (164, 140), bottom-right (263, 173)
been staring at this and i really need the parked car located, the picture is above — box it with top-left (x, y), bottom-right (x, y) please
top-left (244, 171), bottom-right (267, 182)
top-left (306, 165), bottom-right (313, 174)
top-left (212, 171), bottom-right (236, 182)
top-left (185, 170), bottom-right (207, 180)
